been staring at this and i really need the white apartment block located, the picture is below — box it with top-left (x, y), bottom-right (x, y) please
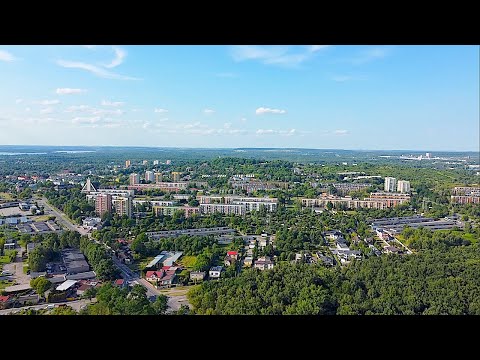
top-left (384, 177), bottom-right (397, 192)
top-left (397, 180), bottom-right (411, 193)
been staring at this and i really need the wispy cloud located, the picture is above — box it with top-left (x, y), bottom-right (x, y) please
top-left (160, 121), bottom-right (248, 136)
top-left (309, 45), bottom-right (330, 53)
top-left (203, 109), bottom-right (215, 114)
top-left (56, 88), bottom-right (86, 95)
top-left (15, 99), bottom-right (23, 104)
top-left (65, 105), bottom-right (124, 116)
top-left (101, 99), bottom-right (124, 107)
top-left (65, 105), bottom-right (90, 112)
top-left (348, 47), bottom-right (391, 65)
top-left (240, 117), bottom-right (247, 123)
top-left (256, 129), bottom-right (298, 136)
top-left (0, 50), bottom-right (16, 62)
top-left (104, 47), bottom-right (126, 68)
top-left (154, 108), bottom-right (168, 113)
top-left (40, 107), bottom-right (54, 114)
top-left (35, 99), bottom-right (60, 105)
top-left (82, 45), bottom-right (97, 49)
top-left (72, 116), bottom-right (101, 125)
top-left (231, 45), bottom-right (330, 67)
top-left (255, 107), bottom-right (286, 115)
top-left (334, 129), bottom-right (349, 135)
top-left (57, 60), bottom-right (139, 80)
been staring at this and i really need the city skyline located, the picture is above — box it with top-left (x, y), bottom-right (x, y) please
top-left (0, 45), bottom-right (478, 151)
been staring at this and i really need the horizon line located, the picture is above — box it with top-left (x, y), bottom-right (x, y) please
top-left (0, 144), bottom-right (478, 153)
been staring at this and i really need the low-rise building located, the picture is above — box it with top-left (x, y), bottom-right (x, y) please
top-left (209, 266), bottom-right (223, 279)
top-left (243, 257), bottom-right (253, 267)
top-left (254, 256), bottom-right (274, 271)
top-left (190, 271), bottom-right (206, 282)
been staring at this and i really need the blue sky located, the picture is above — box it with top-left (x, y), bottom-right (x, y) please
top-left (0, 45), bottom-right (478, 151)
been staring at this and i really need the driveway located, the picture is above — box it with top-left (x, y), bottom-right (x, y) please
top-left (2, 248), bottom-right (29, 286)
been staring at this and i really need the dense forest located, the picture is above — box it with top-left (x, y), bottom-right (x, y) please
top-left (189, 242), bottom-right (480, 315)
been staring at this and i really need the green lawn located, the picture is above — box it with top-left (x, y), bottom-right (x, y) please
top-left (179, 256), bottom-right (197, 269)
top-left (0, 280), bottom-right (14, 290)
top-left (462, 233), bottom-right (478, 244)
top-left (0, 255), bottom-right (11, 266)
top-left (0, 192), bottom-right (14, 201)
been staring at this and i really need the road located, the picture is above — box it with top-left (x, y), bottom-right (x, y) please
top-left (38, 197), bottom-right (90, 236)
top-left (39, 196), bottom-right (193, 311)
top-left (0, 298), bottom-right (94, 315)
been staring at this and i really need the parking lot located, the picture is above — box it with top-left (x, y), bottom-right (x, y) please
top-left (0, 207), bottom-right (31, 217)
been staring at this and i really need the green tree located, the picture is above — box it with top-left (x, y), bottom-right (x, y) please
top-left (30, 276), bottom-right (51, 296)
top-left (152, 294), bottom-right (168, 314)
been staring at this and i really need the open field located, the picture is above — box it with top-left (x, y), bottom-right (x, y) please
top-left (0, 192), bottom-right (14, 201)
top-left (0, 207), bottom-right (30, 217)
top-left (0, 280), bottom-right (14, 290)
top-left (178, 255), bottom-right (197, 269)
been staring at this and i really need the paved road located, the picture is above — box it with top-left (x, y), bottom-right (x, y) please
top-left (38, 198), bottom-right (90, 236)
top-left (0, 298), bottom-right (94, 315)
top-left (40, 197), bottom-right (192, 311)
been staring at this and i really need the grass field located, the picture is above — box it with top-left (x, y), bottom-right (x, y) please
top-left (462, 233), bottom-right (478, 244)
top-left (32, 215), bottom-right (53, 222)
top-left (0, 280), bottom-right (14, 291)
top-left (0, 192), bottom-right (14, 201)
top-left (179, 256), bottom-right (197, 269)
top-left (0, 255), bottom-right (11, 266)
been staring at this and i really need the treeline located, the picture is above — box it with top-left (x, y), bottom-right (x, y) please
top-left (43, 184), bottom-right (95, 224)
top-left (402, 226), bottom-right (479, 250)
top-left (79, 237), bottom-right (119, 281)
top-left (81, 283), bottom-right (169, 315)
top-left (188, 243), bottom-right (480, 315)
top-left (28, 231), bottom-right (81, 271)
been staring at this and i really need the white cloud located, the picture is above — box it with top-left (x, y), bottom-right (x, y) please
top-left (165, 121), bottom-right (248, 136)
top-left (65, 105), bottom-right (91, 112)
top-left (255, 129), bottom-right (297, 136)
top-left (105, 47), bottom-right (126, 68)
top-left (35, 99), bottom-right (60, 105)
top-left (101, 99), bottom-right (124, 107)
top-left (25, 107), bottom-right (31, 112)
top-left (56, 88), bottom-right (86, 95)
top-left (203, 109), bottom-right (215, 114)
top-left (309, 45), bottom-right (330, 52)
top-left (0, 50), bottom-right (16, 62)
top-left (256, 129), bottom-right (276, 135)
top-left (82, 45), bottom-right (97, 49)
top-left (65, 105), bottom-right (123, 116)
top-left (349, 47), bottom-right (391, 65)
top-left (72, 116), bottom-right (101, 125)
top-left (154, 108), bottom-right (168, 113)
top-left (231, 45), bottom-right (329, 67)
top-left (240, 117), bottom-right (247, 123)
top-left (40, 107), bottom-right (54, 114)
top-left (15, 99), bottom-right (23, 104)
top-left (57, 60), bottom-right (139, 80)
top-left (92, 108), bottom-right (124, 116)
top-left (334, 129), bottom-right (349, 135)
top-left (255, 107), bottom-right (286, 115)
